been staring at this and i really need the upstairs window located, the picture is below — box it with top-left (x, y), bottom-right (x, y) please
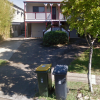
top-left (33, 6), bottom-right (45, 12)
top-left (33, 6), bottom-right (38, 12)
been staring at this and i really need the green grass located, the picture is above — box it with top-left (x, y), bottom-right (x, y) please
top-left (69, 48), bottom-right (100, 75)
top-left (34, 82), bottom-right (100, 100)
top-left (67, 82), bottom-right (100, 100)
top-left (0, 60), bottom-right (7, 66)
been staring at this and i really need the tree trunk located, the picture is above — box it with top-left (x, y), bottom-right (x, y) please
top-left (88, 42), bottom-right (94, 93)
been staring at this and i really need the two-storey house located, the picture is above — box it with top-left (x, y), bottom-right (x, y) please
top-left (24, 0), bottom-right (78, 38)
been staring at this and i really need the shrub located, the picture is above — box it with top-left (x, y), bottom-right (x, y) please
top-left (43, 31), bottom-right (68, 46)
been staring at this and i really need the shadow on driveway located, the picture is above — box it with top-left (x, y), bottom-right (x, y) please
top-left (0, 38), bottom-right (88, 99)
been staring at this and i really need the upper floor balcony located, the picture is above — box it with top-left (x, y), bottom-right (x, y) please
top-left (24, 1), bottom-right (66, 22)
top-left (25, 12), bottom-right (66, 21)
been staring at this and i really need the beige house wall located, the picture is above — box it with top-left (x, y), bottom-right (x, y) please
top-left (31, 23), bottom-right (46, 37)
top-left (26, 3), bottom-right (44, 12)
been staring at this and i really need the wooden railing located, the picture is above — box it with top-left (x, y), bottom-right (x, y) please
top-left (25, 12), bottom-right (66, 20)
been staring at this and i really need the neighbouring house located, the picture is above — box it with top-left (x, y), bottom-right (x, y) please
top-left (11, 4), bottom-right (24, 37)
top-left (24, 0), bottom-right (78, 38)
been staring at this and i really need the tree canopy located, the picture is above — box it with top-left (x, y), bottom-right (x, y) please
top-left (0, 0), bottom-right (14, 40)
top-left (62, 0), bottom-right (100, 41)
top-left (62, 0), bottom-right (100, 92)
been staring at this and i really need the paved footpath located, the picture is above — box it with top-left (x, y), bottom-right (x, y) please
top-left (0, 37), bottom-right (99, 100)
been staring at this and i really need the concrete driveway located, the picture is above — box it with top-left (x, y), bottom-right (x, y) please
top-left (0, 38), bottom-right (88, 100)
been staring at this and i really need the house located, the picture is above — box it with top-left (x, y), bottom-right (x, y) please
top-left (11, 4), bottom-right (24, 37)
top-left (24, 0), bottom-right (78, 38)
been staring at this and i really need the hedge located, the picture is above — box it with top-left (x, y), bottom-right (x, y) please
top-left (43, 31), bottom-right (68, 46)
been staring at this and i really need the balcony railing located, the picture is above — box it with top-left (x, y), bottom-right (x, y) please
top-left (26, 13), bottom-right (35, 20)
top-left (25, 12), bottom-right (66, 20)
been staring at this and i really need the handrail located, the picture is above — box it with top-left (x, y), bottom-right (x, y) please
top-left (44, 27), bottom-right (51, 34)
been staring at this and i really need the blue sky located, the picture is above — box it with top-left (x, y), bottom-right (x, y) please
top-left (9, 0), bottom-right (24, 9)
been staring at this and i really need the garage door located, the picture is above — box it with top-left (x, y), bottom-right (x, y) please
top-left (31, 23), bottom-right (46, 37)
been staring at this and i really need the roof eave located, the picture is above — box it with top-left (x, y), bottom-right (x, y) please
top-left (23, 1), bottom-right (61, 3)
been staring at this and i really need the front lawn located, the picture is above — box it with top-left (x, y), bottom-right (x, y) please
top-left (34, 82), bottom-right (100, 100)
top-left (67, 82), bottom-right (100, 100)
top-left (68, 48), bottom-right (100, 75)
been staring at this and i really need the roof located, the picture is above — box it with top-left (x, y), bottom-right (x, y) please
top-left (13, 4), bottom-right (24, 11)
top-left (24, 0), bottom-right (64, 3)
top-left (8, 1), bottom-right (24, 11)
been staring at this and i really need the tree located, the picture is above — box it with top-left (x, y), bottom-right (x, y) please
top-left (0, 0), bottom-right (14, 40)
top-left (62, 0), bottom-right (100, 93)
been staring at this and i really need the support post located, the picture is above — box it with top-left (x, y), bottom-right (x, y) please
top-left (35, 12), bottom-right (36, 19)
top-left (58, 4), bottom-right (60, 27)
top-left (43, 30), bottom-right (45, 37)
top-left (58, 4), bottom-right (60, 20)
top-left (50, 3), bottom-right (53, 30)
top-left (25, 22), bottom-right (26, 38)
top-left (24, 3), bottom-right (26, 38)
top-left (44, 3), bottom-right (48, 20)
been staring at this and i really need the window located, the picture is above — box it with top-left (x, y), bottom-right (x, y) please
top-left (17, 10), bottom-right (20, 14)
top-left (33, 6), bottom-right (38, 12)
top-left (33, 6), bottom-right (45, 12)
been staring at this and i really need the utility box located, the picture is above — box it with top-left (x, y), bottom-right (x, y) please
top-left (35, 64), bottom-right (52, 97)
top-left (53, 65), bottom-right (68, 100)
